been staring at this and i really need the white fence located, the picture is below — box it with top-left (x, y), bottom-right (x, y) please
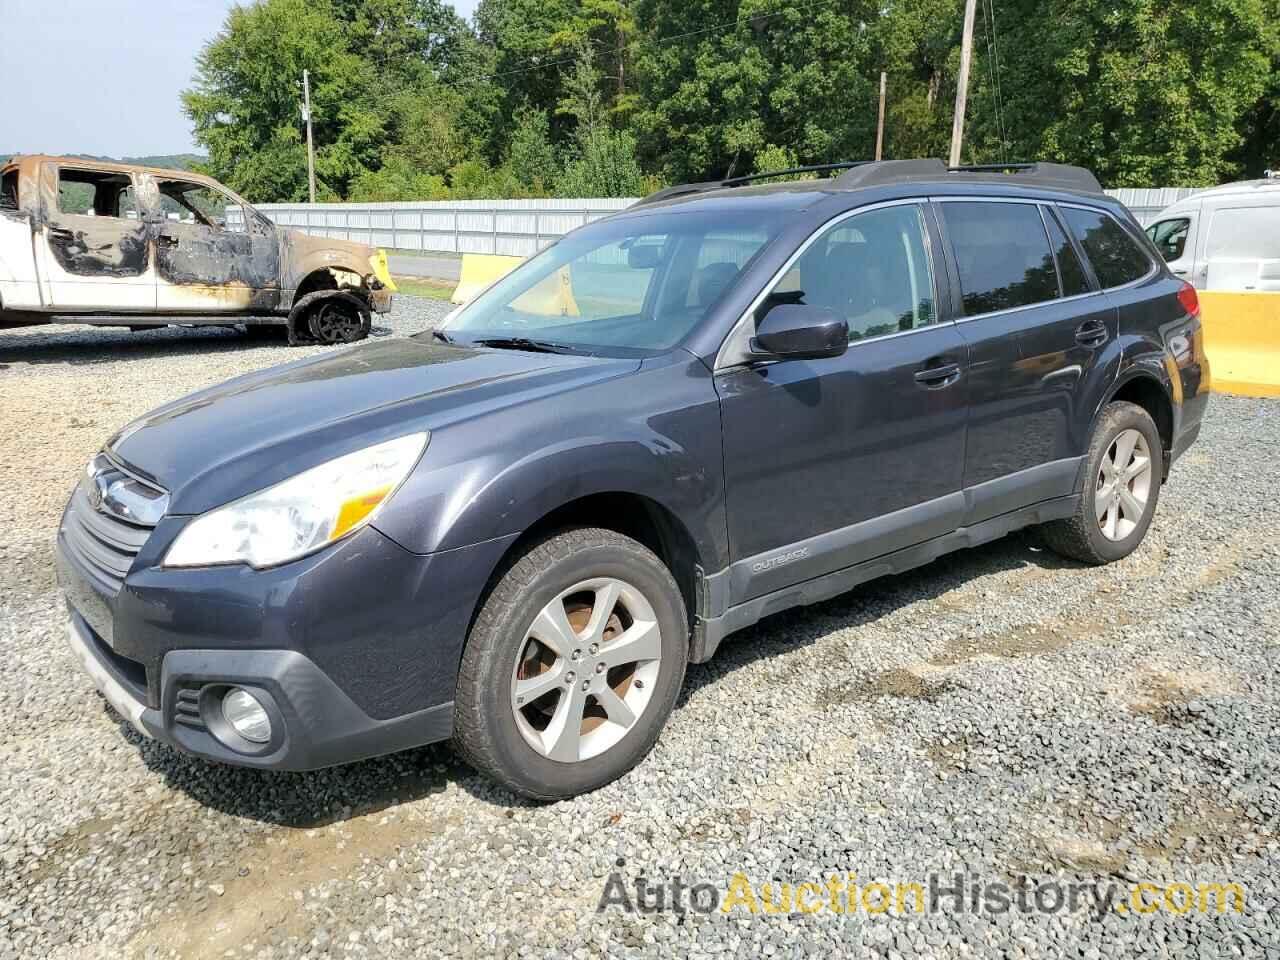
top-left (248, 198), bottom-right (634, 257)
top-left (247, 188), bottom-right (1199, 255)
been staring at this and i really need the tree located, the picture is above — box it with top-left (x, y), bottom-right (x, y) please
top-left (629, 0), bottom-right (879, 183)
top-left (965, 0), bottom-right (1275, 184)
top-left (507, 106), bottom-right (562, 193)
top-left (557, 44), bottom-right (647, 196)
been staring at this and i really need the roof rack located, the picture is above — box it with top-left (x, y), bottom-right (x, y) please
top-left (635, 161), bottom-right (870, 206)
top-left (833, 159), bottom-right (1102, 193)
top-left (636, 158), bottom-right (1103, 206)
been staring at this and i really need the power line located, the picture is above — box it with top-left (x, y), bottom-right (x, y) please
top-left (983, 0), bottom-right (1009, 162)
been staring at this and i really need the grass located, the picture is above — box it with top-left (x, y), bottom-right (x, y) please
top-left (393, 277), bottom-right (457, 301)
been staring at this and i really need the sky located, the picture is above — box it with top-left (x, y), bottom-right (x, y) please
top-left (0, 0), bottom-right (480, 159)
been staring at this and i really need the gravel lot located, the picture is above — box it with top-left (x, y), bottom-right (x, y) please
top-left (1, 300), bottom-right (1277, 959)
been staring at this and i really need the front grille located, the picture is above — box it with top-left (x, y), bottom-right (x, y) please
top-left (61, 458), bottom-right (160, 594)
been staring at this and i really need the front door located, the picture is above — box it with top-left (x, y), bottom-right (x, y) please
top-left (1146, 207), bottom-right (1198, 286)
top-left (39, 164), bottom-right (154, 311)
top-left (716, 201), bottom-right (969, 603)
top-left (148, 176), bottom-right (280, 313)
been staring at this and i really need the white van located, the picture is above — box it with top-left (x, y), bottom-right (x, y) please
top-left (1145, 176), bottom-right (1280, 292)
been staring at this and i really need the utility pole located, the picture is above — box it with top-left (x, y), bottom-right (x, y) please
top-left (302, 69), bottom-right (317, 204)
top-left (875, 71), bottom-right (887, 161)
top-left (949, 0), bottom-right (978, 166)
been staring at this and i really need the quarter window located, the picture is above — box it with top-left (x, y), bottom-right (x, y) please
top-left (941, 201), bottom-right (1059, 316)
top-left (1146, 218), bottom-right (1190, 262)
top-left (763, 204), bottom-right (937, 342)
top-left (1060, 207), bottom-right (1151, 288)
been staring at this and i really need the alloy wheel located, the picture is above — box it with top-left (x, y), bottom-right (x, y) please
top-left (309, 300), bottom-right (364, 344)
top-left (510, 577), bottom-right (662, 763)
top-left (1095, 428), bottom-right (1153, 541)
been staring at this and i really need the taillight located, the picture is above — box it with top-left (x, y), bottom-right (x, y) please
top-left (1176, 281), bottom-right (1200, 320)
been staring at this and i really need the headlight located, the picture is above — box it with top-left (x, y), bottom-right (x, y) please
top-left (164, 433), bottom-right (427, 569)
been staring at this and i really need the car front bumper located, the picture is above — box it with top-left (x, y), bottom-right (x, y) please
top-left (57, 510), bottom-right (515, 771)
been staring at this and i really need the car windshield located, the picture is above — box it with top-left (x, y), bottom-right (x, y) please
top-left (432, 209), bottom-right (786, 355)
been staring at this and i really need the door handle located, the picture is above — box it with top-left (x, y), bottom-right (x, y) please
top-left (1171, 268), bottom-right (1189, 276)
top-left (914, 361), bottom-right (962, 388)
top-left (1075, 319), bottom-right (1109, 348)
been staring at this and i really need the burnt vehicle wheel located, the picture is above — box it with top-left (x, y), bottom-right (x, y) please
top-left (454, 528), bottom-right (688, 801)
top-left (1041, 400), bottom-right (1164, 565)
top-left (308, 298), bottom-right (369, 344)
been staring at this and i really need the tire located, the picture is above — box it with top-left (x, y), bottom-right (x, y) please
top-left (453, 527), bottom-right (688, 801)
top-left (1041, 400), bottom-right (1164, 565)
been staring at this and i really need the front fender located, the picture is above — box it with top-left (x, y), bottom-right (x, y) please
top-left (371, 353), bottom-right (729, 572)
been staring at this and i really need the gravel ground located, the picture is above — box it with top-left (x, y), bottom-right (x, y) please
top-left (1, 302), bottom-right (1277, 959)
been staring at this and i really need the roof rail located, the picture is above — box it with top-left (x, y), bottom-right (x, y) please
top-left (834, 158), bottom-right (1102, 193)
top-left (635, 161), bottom-right (870, 206)
top-left (636, 158), bottom-right (1104, 207)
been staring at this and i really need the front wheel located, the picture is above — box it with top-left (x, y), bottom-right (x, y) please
top-left (1041, 400), bottom-right (1163, 565)
top-left (453, 528), bottom-right (688, 800)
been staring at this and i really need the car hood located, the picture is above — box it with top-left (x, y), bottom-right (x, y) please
top-left (109, 338), bottom-right (638, 515)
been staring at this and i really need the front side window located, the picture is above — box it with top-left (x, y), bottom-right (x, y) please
top-left (1146, 217), bottom-right (1190, 262)
top-left (438, 209), bottom-right (786, 355)
top-left (1060, 207), bottom-right (1152, 288)
top-left (941, 201), bottom-right (1059, 316)
top-left (55, 168), bottom-right (137, 219)
top-left (156, 179), bottom-right (245, 233)
top-left (764, 204), bottom-right (937, 341)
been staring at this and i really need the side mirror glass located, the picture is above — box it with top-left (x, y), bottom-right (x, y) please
top-left (751, 303), bottom-right (848, 361)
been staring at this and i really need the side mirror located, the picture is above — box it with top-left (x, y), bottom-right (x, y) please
top-left (750, 303), bottom-right (848, 361)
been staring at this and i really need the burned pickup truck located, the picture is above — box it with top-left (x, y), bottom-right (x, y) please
top-left (0, 156), bottom-right (394, 343)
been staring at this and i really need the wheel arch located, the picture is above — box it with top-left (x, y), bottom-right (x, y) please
top-left (1098, 370), bottom-right (1176, 478)
top-left (455, 491), bottom-right (708, 671)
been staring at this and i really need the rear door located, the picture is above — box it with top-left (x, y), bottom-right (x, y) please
top-left (148, 176), bottom-right (280, 312)
top-left (38, 163), bottom-right (154, 311)
top-left (936, 197), bottom-right (1117, 526)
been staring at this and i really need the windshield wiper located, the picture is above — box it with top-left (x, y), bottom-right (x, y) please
top-left (431, 329), bottom-right (454, 343)
top-left (469, 336), bottom-right (577, 355)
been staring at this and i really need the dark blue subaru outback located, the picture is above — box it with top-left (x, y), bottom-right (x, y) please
top-left (57, 160), bottom-right (1209, 799)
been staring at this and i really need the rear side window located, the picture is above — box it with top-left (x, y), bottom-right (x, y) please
top-left (1060, 207), bottom-right (1151, 288)
top-left (0, 170), bottom-right (17, 210)
top-left (1205, 207), bottom-right (1280, 260)
top-left (940, 201), bottom-right (1059, 316)
top-left (1045, 209), bottom-right (1091, 296)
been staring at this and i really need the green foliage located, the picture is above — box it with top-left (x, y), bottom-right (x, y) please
top-left (183, 0), bottom-right (1280, 203)
top-left (507, 107), bottom-right (561, 194)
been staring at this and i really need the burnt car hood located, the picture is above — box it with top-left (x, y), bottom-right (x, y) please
top-left (108, 338), bottom-right (639, 515)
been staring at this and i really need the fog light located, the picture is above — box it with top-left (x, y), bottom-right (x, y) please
top-left (222, 688), bottom-right (271, 743)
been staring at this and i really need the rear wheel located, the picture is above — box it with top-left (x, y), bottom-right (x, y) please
top-left (1041, 400), bottom-right (1163, 565)
top-left (454, 528), bottom-right (688, 800)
